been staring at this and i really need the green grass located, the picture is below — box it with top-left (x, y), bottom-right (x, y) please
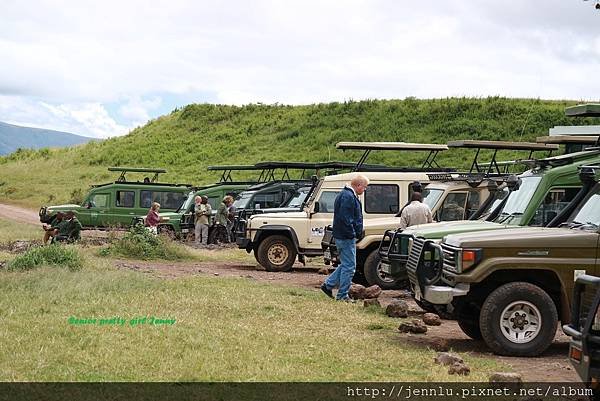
top-left (0, 256), bottom-right (507, 381)
top-left (0, 218), bottom-right (40, 243)
top-left (7, 243), bottom-right (83, 271)
top-left (2, 97), bottom-right (599, 209)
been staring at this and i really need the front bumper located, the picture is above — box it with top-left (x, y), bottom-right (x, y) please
top-left (415, 283), bottom-right (470, 304)
top-left (236, 237), bottom-right (251, 249)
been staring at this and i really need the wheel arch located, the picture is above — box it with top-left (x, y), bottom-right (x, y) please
top-left (254, 226), bottom-right (301, 253)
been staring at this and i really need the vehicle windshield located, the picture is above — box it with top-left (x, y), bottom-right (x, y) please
top-left (233, 192), bottom-right (255, 209)
top-left (476, 187), bottom-right (509, 219)
top-left (422, 188), bottom-right (444, 210)
top-left (179, 191), bottom-right (196, 212)
top-left (493, 176), bottom-right (542, 225)
top-left (285, 189), bottom-right (310, 208)
top-left (571, 192), bottom-right (600, 229)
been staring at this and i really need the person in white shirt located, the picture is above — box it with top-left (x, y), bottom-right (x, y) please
top-left (399, 192), bottom-right (433, 229)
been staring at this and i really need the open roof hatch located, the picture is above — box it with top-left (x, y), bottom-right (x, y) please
top-left (335, 141), bottom-right (450, 172)
top-left (446, 140), bottom-right (558, 177)
top-left (108, 167), bottom-right (167, 183)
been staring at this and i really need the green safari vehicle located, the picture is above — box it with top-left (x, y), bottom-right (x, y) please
top-left (39, 167), bottom-right (191, 229)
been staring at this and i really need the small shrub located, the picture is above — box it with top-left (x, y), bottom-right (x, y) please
top-left (7, 244), bottom-right (83, 271)
top-left (69, 188), bottom-right (85, 204)
top-left (100, 224), bottom-right (191, 260)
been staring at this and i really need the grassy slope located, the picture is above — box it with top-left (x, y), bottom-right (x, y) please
top-left (1, 97), bottom-right (598, 208)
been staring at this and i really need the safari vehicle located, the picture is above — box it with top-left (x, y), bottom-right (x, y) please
top-left (39, 167), bottom-right (191, 229)
top-left (564, 274), bottom-right (600, 399)
top-left (403, 164), bottom-right (600, 357)
top-left (379, 104), bottom-right (600, 289)
top-left (321, 140), bottom-right (558, 288)
top-left (236, 141), bottom-right (454, 272)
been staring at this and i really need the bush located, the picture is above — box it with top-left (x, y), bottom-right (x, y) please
top-left (7, 244), bottom-right (83, 271)
top-left (100, 224), bottom-right (191, 260)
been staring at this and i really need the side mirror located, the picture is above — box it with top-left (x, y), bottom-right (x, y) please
top-left (87, 202), bottom-right (93, 209)
top-left (313, 202), bottom-right (320, 213)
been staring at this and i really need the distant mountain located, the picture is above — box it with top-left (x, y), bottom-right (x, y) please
top-left (0, 121), bottom-right (93, 155)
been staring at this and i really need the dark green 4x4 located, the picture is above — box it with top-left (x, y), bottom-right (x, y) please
top-left (39, 167), bottom-right (191, 229)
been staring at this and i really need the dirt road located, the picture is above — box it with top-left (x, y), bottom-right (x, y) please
top-left (0, 202), bottom-right (39, 225)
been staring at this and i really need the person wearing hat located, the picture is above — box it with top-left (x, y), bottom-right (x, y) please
top-left (399, 192), bottom-right (433, 229)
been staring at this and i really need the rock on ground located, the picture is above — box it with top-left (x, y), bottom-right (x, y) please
top-left (489, 372), bottom-right (523, 383)
top-left (364, 285), bottom-right (382, 299)
top-left (349, 284), bottom-right (367, 299)
top-left (422, 313), bottom-right (442, 326)
top-left (434, 352), bottom-right (464, 366)
top-left (448, 362), bottom-right (470, 376)
top-left (398, 319), bottom-right (427, 334)
top-left (386, 300), bottom-right (409, 318)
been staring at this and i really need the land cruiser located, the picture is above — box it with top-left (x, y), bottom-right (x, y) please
top-left (321, 140), bottom-right (558, 288)
top-left (237, 142), bottom-right (454, 271)
top-left (39, 167), bottom-right (191, 229)
top-left (404, 164), bottom-right (600, 356)
top-left (379, 105), bottom-right (600, 289)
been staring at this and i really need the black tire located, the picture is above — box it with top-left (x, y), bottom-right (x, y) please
top-left (256, 235), bottom-right (297, 272)
top-left (457, 317), bottom-right (482, 340)
top-left (414, 298), bottom-right (436, 313)
top-left (479, 282), bottom-right (558, 357)
top-left (363, 248), bottom-right (406, 290)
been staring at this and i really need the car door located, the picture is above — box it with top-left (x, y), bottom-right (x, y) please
top-left (86, 193), bottom-right (111, 227)
top-left (306, 189), bottom-right (339, 249)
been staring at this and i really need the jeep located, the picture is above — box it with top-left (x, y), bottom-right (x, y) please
top-left (405, 164), bottom-right (600, 356)
top-left (237, 141), bottom-right (454, 272)
top-left (39, 167), bottom-right (191, 230)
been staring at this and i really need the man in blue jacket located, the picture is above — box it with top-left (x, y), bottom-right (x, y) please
top-left (321, 174), bottom-right (369, 301)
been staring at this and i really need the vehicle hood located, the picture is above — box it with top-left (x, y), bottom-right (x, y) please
top-left (444, 226), bottom-right (599, 249)
top-left (403, 220), bottom-right (506, 239)
top-left (249, 211), bottom-right (307, 221)
top-left (364, 216), bottom-right (402, 234)
top-left (46, 204), bottom-right (81, 211)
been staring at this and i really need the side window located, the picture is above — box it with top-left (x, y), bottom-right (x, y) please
top-left (252, 191), bottom-right (282, 209)
top-left (465, 191), bottom-right (481, 219)
top-left (91, 193), bottom-right (109, 208)
top-left (317, 191), bottom-right (339, 213)
top-left (365, 184), bottom-right (399, 214)
top-left (529, 187), bottom-right (580, 227)
top-left (140, 191), bottom-right (153, 208)
top-left (439, 192), bottom-right (468, 221)
top-left (116, 191), bottom-right (135, 208)
top-left (208, 197), bottom-right (220, 209)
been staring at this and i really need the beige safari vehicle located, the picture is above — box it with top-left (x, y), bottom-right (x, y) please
top-left (236, 142), bottom-right (452, 272)
top-left (323, 140), bottom-right (559, 288)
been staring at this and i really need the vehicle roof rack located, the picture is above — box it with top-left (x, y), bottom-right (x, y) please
top-left (536, 135), bottom-right (600, 144)
top-left (107, 167), bottom-right (167, 183)
top-left (519, 148), bottom-right (600, 169)
top-left (446, 140), bottom-right (558, 175)
top-left (565, 103), bottom-right (600, 117)
top-left (335, 141), bottom-right (449, 171)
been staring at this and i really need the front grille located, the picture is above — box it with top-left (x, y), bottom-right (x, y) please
top-left (441, 243), bottom-right (459, 272)
top-left (406, 237), bottom-right (425, 288)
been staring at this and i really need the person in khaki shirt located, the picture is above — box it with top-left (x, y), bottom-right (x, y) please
top-left (194, 195), bottom-right (212, 246)
top-left (399, 192), bottom-right (433, 229)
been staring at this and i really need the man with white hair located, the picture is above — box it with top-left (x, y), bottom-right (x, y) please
top-left (321, 174), bottom-right (369, 302)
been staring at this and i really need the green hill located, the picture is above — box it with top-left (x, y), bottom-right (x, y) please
top-left (1, 97), bottom-right (598, 209)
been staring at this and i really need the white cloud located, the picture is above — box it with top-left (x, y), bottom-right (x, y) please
top-left (0, 0), bottom-right (599, 136)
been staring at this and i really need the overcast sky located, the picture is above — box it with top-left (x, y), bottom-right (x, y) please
top-left (1, 0), bottom-right (599, 138)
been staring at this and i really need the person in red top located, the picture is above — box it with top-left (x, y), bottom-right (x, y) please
top-left (145, 202), bottom-right (161, 234)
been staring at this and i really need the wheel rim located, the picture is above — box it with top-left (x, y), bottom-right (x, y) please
top-left (376, 262), bottom-right (394, 283)
top-left (500, 301), bottom-right (542, 344)
top-left (267, 243), bottom-right (289, 266)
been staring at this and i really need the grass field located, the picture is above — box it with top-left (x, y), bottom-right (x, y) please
top-left (0, 218), bottom-right (506, 382)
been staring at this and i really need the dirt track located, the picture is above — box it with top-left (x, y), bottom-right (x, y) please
top-left (0, 202), bottom-right (579, 382)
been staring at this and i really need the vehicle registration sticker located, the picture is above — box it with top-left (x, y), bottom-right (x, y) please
top-left (182, 229), bottom-right (189, 233)
top-left (380, 262), bottom-right (391, 275)
top-left (324, 249), bottom-right (331, 260)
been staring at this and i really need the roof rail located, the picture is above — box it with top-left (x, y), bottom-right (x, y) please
top-left (335, 141), bottom-right (449, 171)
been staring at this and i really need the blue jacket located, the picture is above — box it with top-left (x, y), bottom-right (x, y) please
top-left (332, 186), bottom-right (363, 240)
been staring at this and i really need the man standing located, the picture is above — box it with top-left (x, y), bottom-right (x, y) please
top-left (321, 175), bottom-right (369, 302)
top-left (194, 196), bottom-right (212, 246)
top-left (399, 192), bottom-right (433, 229)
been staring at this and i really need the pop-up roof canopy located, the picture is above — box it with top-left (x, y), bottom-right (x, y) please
top-left (565, 104), bottom-right (600, 117)
top-left (446, 140), bottom-right (558, 175)
top-left (108, 167), bottom-right (167, 183)
top-left (536, 135), bottom-right (600, 144)
top-left (335, 141), bottom-right (450, 171)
